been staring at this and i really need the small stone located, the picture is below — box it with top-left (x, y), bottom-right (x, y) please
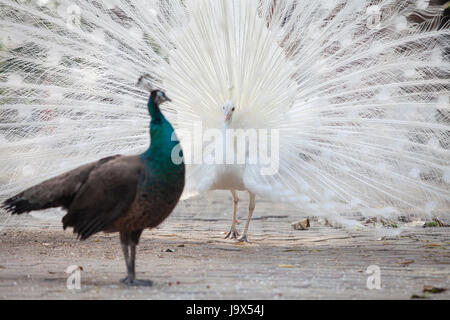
top-left (291, 218), bottom-right (310, 230)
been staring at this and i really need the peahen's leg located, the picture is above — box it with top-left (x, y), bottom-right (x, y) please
top-left (120, 231), bottom-right (131, 283)
top-left (120, 242), bottom-right (130, 275)
top-left (225, 190), bottom-right (240, 239)
top-left (237, 192), bottom-right (255, 243)
top-left (119, 230), bottom-right (152, 286)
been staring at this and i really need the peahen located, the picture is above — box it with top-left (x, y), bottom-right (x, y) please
top-left (1, 1), bottom-right (449, 241)
top-left (2, 85), bottom-right (185, 286)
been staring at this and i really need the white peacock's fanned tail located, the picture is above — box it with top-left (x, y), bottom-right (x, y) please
top-left (0, 0), bottom-right (449, 225)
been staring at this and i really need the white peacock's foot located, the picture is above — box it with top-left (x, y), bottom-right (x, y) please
top-left (120, 277), bottom-right (153, 287)
top-left (237, 234), bottom-right (249, 243)
top-left (224, 227), bottom-right (240, 239)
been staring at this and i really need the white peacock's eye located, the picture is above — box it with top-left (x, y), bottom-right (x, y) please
top-left (232, 107), bottom-right (235, 111)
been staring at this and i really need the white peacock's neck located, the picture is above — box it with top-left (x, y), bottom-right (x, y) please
top-left (222, 119), bottom-right (233, 144)
top-left (223, 119), bottom-right (232, 130)
top-left (222, 119), bottom-right (234, 162)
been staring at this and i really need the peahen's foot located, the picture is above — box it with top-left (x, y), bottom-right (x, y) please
top-left (120, 277), bottom-right (153, 287)
top-left (224, 226), bottom-right (240, 239)
top-left (237, 234), bottom-right (249, 243)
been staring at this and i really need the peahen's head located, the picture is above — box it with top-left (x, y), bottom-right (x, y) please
top-left (151, 89), bottom-right (171, 105)
top-left (145, 89), bottom-right (171, 121)
top-left (222, 100), bottom-right (235, 122)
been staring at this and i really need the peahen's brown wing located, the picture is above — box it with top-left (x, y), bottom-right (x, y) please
top-left (62, 155), bottom-right (143, 240)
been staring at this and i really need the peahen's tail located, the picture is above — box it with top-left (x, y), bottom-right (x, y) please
top-left (2, 195), bottom-right (36, 215)
top-left (2, 160), bottom-right (98, 216)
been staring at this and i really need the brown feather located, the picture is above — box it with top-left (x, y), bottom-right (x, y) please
top-left (62, 155), bottom-right (142, 239)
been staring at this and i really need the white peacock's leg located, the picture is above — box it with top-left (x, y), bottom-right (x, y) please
top-left (225, 190), bottom-right (240, 239)
top-left (238, 192), bottom-right (256, 243)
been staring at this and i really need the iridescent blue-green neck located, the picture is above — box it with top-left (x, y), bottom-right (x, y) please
top-left (146, 93), bottom-right (163, 124)
top-left (140, 94), bottom-right (182, 170)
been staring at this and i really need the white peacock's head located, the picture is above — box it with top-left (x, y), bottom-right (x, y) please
top-left (222, 100), bottom-right (235, 122)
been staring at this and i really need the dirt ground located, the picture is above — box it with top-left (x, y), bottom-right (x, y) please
top-left (0, 192), bottom-right (449, 299)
